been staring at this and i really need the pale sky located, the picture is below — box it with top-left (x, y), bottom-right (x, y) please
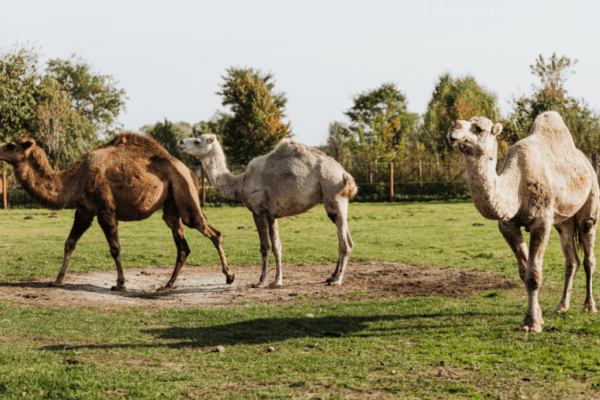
top-left (2, 0), bottom-right (599, 146)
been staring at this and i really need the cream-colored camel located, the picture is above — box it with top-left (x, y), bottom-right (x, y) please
top-left (0, 133), bottom-right (234, 291)
top-left (178, 135), bottom-right (358, 287)
top-left (447, 111), bottom-right (599, 333)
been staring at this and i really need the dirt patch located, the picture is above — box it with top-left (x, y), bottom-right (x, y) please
top-left (0, 261), bottom-right (517, 309)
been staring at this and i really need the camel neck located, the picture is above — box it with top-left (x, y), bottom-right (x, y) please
top-left (200, 144), bottom-right (243, 202)
top-left (464, 150), bottom-right (520, 221)
top-left (13, 149), bottom-right (80, 210)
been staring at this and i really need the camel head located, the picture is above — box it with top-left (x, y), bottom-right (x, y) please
top-left (177, 134), bottom-right (217, 159)
top-left (0, 135), bottom-right (37, 165)
top-left (447, 117), bottom-right (503, 158)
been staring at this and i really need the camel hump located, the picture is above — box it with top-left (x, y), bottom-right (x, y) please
top-left (528, 111), bottom-right (575, 147)
top-left (106, 132), bottom-right (172, 159)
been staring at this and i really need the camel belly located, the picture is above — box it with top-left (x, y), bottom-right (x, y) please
top-left (113, 178), bottom-right (169, 221)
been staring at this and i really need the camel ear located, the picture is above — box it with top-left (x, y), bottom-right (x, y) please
top-left (491, 123), bottom-right (503, 136)
top-left (206, 136), bottom-right (215, 144)
top-left (21, 140), bottom-right (35, 150)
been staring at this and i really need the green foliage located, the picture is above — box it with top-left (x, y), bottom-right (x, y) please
top-left (322, 121), bottom-right (351, 164)
top-left (504, 54), bottom-right (600, 157)
top-left (46, 54), bottom-right (127, 138)
top-left (193, 111), bottom-right (230, 141)
top-left (217, 67), bottom-right (292, 166)
top-left (345, 83), bottom-right (418, 163)
top-left (0, 45), bottom-right (128, 171)
top-left (141, 119), bottom-right (200, 168)
top-left (33, 76), bottom-right (95, 170)
top-left (421, 73), bottom-right (500, 155)
top-left (0, 46), bottom-right (41, 140)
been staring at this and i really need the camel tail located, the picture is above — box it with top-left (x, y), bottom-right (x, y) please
top-left (574, 218), bottom-right (595, 254)
top-left (339, 173), bottom-right (358, 199)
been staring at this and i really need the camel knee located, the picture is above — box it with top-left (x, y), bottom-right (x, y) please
top-left (108, 244), bottom-right (121, 259)
top-left (260, 243), bottom-right (270, 258)
top-left (64, 239), bottom-right (77, 254)
top-left (327, 212), bottom-right (337, 224)
top-left (525, 274), bottom-right (541, 291)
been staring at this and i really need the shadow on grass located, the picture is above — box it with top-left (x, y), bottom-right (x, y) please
top-left (0, 280), bottom-right (242, 297)
top-left (39, 310), bottom-right (519, 352)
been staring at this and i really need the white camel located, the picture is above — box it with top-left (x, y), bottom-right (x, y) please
top-left (178, 135), bottom-right (358, 288)
top-left (448, 111), bottom-right (599, 333)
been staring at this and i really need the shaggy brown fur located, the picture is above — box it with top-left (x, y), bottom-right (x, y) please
top-left (0, 133), bottom-right (234, 291)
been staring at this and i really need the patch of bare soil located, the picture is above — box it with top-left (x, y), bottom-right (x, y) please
top-left (0, 261), bottom-right (517, 309)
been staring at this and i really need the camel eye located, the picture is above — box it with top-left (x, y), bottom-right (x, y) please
top-left (6, 143), bottom-right (15, 151)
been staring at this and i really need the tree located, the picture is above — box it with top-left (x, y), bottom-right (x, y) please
top-left (344, 83), bottom-right (417, 164)
top-left (323, 121), bottom-right (351, 164)
top-left (345, 83), bottom-right (418, 147)
top-left (421, 73), bottom-right (500, 155)
top-left (34, 77), bottom-right (94, 169)
top-left (0, 45), bottom-right (40, 140)
top-left (504, 54), bottom-right (600, 161)
top-left (0, 45), bottom-right (128, 169)
top-left (217, 68), bottom-right (291, 166)
top-left (141, 119), bottom-right (199, 167)
top-left (46, 54), bottom-right (127, 137)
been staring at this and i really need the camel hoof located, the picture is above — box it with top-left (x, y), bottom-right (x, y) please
top-left (327, 280), bottom-right (342, 286)
top-left (48, 281), bottom-right (64, 288)
top-left (554, 306), bottom-right (568, 314)
top-left (110, 285), bottom-right (127, 292)
top-left (252, 282), bottom-right (267, 288)
top-left (520, 316), bottom-right (542, 333)
top-left (226, 274), bottom-right (235, 285)
top-left (583, 304), bottom-right (598, 313)
top-left (157, 286), bottom-right (172, 292)
top-left (269, 282), bottom-right (283, 289)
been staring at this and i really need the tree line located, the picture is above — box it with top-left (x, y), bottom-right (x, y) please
top-left (2, 44), bottom-right (599, 176)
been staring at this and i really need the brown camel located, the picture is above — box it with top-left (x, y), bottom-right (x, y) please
top-left (0, 133), bottom-right (234, 291)
top-left (448, 111), bottom-right (599, 333)
top-left (178, 135), bottom-right (358, 288)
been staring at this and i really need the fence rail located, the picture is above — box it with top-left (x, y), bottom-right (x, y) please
top-left (3, 162), bottom-right (471, 209)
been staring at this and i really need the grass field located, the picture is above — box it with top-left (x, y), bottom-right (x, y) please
top-left (1, 202), bottom-right (600, 399)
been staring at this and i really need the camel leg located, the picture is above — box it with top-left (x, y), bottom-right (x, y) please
top-left (252, 212), bottom-right (271, 288)
top-left (190, 213), bottom-right (234, 285)
top-left (554, 219), bottom-right (580, 313)
top-left (577, 216), bottom-right (598, 313)
top-left (97, 210), bottom-right (126, 291)
top-left (498, 220), bottom-right (529, 283)
top-left (520, 221), bottom-right (552, 333)
top-left (268, 217), bottom-right (283, 288)
top-left (50, 209), bottom-right (94, 287)
top-left (158, 199), bottom-right (191, 291)
top-left (325, 198), bottom-right (354, 286)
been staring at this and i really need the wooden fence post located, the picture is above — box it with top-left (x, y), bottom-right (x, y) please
top-left (2, 171), bottom-right (6, 210)
top-left (200, 168), bottom-right (206, 207)
top-left (389, 162), bottom-right (394, 203)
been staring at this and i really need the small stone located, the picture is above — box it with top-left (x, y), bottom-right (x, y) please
top-left (380, 362), bottom-right (386, 366)
top-left (21, 393), bottom-right (26, 397)
top-left (341, 361), bottom-right (346, 365)
top-left (305, 313), bottom-right (314, 318)
top-left (391, 370), bottom-right (396, 375)
top-left (267, 346), bottom-right (275, 352)
top-left (215, 345), bottom-right (225, 353)
top-left (522, 377), bottom-right (531, 382)
top-left (410, 367), bottom-right (414, 371)
top-left (237, 226), bottom-right (248, 230)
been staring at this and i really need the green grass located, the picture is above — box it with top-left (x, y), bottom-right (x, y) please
top-left (0, 203), bottom-right (599, 399)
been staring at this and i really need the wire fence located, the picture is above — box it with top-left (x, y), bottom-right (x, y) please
top-left (3, 161), bottom-right (471, 209)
